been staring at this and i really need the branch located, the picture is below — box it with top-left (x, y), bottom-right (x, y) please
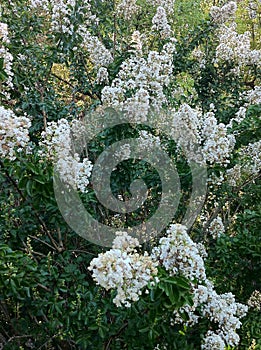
top-left (51, 71), bottom-right (98, 101)
top-left (51, 72), bottom-right (74, 88)
top-left (7, 335), bottom-right (32, 343)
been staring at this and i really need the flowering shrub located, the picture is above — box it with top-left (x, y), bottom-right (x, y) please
top-left (0, 0), bottom-right (260, 349)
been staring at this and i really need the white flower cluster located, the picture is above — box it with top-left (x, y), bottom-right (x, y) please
top-left (101, 40), bottom-right (176, 120)
top-left (208, 216), bottom-right (225, 239)
top-left (40, 119), bottom-right (92, 193)
top-left (40, 119), bottom-right (71, 161)
top-left (210, 2), bottom-right (237, 24)
top-left (51, 0), bottom-right (76, 35)
top-left (201, 290), bottom-right (248, 348)
top-left (247, 290), bottom-right (261, 311)
top-left (207, 171), bottom-right (225, 186)
top-left (114, 143), bottom-right (131, 160)
top-left (201, 330), bottom-right (226, 350)
top-left (171, 283), bottom-right (208, 327)
top-left (192, 46), bottom-right (206, 69)
top-left (88, 231), bottom-right (158, 307)
top-left (75, 158), bottom-right (93, 193)
top-left (171, 104), bottom-right (202, 162)
top-left (78, 25), bottom-right (113, 68)
top-left (29, 0), bottom-right (49, 10)
top-left (131, 31), bottom-right (143, 54)
top-left (123, 88), bottom-right (150, 123)
top-left (152, 224), bottom-right (248, 348)
top-left (116, 0), bottom-right (139, 20)
top-left (227, 140), bottom-right (261, 186)
top-left (201, 112), bottom-right (235, 165)
top-left (226, 164), bottom-right (241, 187)
top-left (227, 107), bottom-right (247, 128)
top-left (240, 140), bottom-right (261, 175)
top-left (0, 107), bottom-right (31, 160)
top-left (138, 130), bottom-right (162, 151)
top-left (152, 6), bottom-right (172, 38)
top-left (30, 0), bottom-right (93, 35)
top-left (154, 344), bottom-right (167, 350)
top-left (0, 22), bottom-right (9, 42)
top-left (96, 67), bottom-right (109, 85)
top-left (172, 280), bottom-right (248, 348)
top-left (245, 85), bottom-right (261, 105)
top-left (215, 23), bottom-right (261, 71)
top-left (89, 223), bottom-right (247, 346)
top-left (0, 22), bottom-right (14, 94)
top-left (152, 224), bottom-right (207, 282)
top-left (147, 0), bottom-right (175, 15)
top-left (170, 105), bottom-right (235, 165)
top-left (248, 1), bottom-right (258, 19)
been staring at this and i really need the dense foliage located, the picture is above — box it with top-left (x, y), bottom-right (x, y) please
top-left (0, 0), bottom-right (260, 349)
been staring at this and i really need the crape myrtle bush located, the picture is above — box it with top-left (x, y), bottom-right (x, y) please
top-left (0, 0), bottom-right (260, 349)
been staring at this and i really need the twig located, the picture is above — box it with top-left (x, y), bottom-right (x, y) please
top-left (28, 235), bottom-right (56, 251)
top-left (57, 227), bottom-right (64, 251)
top-left (7, 335), bottom-right (31, 343)
top-left (51, 72), bottom-right (74, 88)
top-left (68, 249), bottom-right (96, 256)
top-left (51, 71), bottom-right (98, 101)
top-left (37, 333), bottom-right (59, 350)
top-left (104, 322), bottom-right (128, 350)
top-left (37, 283), bottom-right (51, 292)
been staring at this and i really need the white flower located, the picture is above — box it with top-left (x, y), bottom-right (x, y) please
top-left (226, 164), bottom-right (241, 187)
top-left (152, 6), bottom-right (172, 38)
top-left (247, 290), bottom-right (261, 311)
top-left (214, 23), bottom-right (261, 72)
top-left (0, 22), bottom-right (14, 95)
top-left (152, 224), bottom-right (207, 282)
top-left (101, 40), bottom-right (176, 117)
top-left (114, 144), bottom-right (131, 160)
top-left (88, 231), bottom-right (158, 307)
top-left (75, 158), bottom-right (93, 193)
top-left (208, 216), bottom-right (225, 239)
top-left (147, 0), bottom-right (175, 15)
top-left (0, 107), bottom-right (31, 160)
top-left (201, 331), bottom-right (226, 350)
top-left (173, 279), bottom-right (247, 348)
top-left (131, 31), bottom-right (143, 54)
top-left (39, 119), bottom-right (93, 193)
top-left (116, 0), bottom-right (139, 20)
top-left (245, 86), bottom-right (261, 105)
top-left (96, 67), bottom-right (109, 84)
top-left (227, 140), bottom-right (261, 186)
top-left (77, 26), bottom-right (113, 68)
top-left (137, 130), bottom-right (161, 151)
top-left (201, 115), bottom-right (235, 165)
top-left (30, 0), bottom-right (93, 35)
top-left (210, 2), bottom-right (237, 24)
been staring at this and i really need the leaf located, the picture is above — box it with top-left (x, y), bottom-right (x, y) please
top-left (88, 325), bottom-right (99, 330)
top-left (24, 286), bottom-right (31, 298)
top-left (10, 279), bottom-right (17, 294)
top-left (26, 180), bottom-right (33, 196)
top-left (139, 326), bottom-right (150, 333)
